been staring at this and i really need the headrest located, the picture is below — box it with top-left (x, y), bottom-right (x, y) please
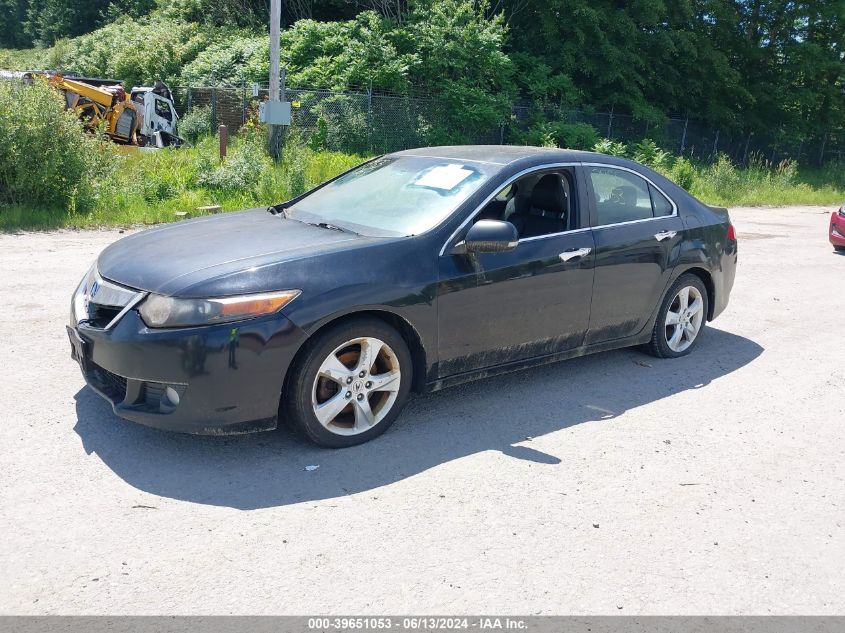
top-left (611, 185), bottom-right (638, 206)
top-left (530, 174), bottom-right (568, 216)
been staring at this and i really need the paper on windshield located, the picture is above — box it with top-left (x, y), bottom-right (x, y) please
top-left (413, 164), bottom-right (475, 191)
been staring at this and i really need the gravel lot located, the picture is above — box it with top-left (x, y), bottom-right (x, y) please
top-left (1, 205), bottom-right (843, 615)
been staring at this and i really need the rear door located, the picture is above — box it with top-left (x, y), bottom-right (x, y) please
top-left (582, 164), bottom-right (684, 344)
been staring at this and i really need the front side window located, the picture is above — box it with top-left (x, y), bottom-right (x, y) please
top-left (588, 167), bottom-right (674, 226)
top-left (154, 98), bottom-right (173, 121)
top-left (287, 156), bottom-right (490, 237)
top-left (470, 169), bottom-right (578, 240)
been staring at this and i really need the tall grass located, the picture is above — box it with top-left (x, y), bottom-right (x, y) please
top-left (0, 130), bottom-right (365, 231)
top-left (686, 154), bottom-right (845, 206)
top-left (594, 139), bottom-right (845, 207)
top-left (2, 128), bottom-right (843, 232)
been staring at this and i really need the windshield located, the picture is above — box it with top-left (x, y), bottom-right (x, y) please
top-left (285, 156), bottom-right (491, 237)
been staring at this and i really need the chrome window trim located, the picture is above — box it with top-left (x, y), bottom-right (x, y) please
top-left (582, 162), bottom-right (679, 228)
top-left (438, 161), bottom-right (681, 256)
top-left (519, 226), bottom-right (592, 243)
top-left (438, 161), bottom-right (580, 256)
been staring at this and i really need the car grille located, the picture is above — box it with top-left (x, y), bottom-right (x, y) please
top-left (87, 303), bottom-right (123, 329)
top-left (87, 362), bottom-right (128, 403)
top-left (75, 270), bottom-right (145, 331)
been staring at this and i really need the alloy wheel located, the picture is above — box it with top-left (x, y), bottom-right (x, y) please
top-left (664, 285), bottom-right (705, 353)
top-left (311, 337), bottom-right (402, 436)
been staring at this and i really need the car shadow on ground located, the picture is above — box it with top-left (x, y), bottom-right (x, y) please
top-left (74, 327), bottom-right (763, 510)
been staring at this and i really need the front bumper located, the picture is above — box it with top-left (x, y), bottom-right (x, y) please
top-left (830, 211), bottom-right (845, 248)
top-left (69, 309), bottom-right (308, 434)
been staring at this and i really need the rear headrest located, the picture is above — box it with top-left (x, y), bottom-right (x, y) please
top-left (530, 175), bottom-right (567, 216)
top-left (611, 185), bottom-right (638, 206)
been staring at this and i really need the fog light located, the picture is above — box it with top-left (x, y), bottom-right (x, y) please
top-left (163, 386), bottom-right (181, 408)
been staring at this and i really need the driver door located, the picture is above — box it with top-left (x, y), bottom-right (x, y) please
top-left (435, 166), bottom-right (596, 378)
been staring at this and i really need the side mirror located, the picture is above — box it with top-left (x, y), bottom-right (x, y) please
top-left (463, 220), bottom-right (519, 254)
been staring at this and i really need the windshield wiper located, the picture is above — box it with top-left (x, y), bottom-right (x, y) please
top-left (305, 221), bottom-right (359, 236)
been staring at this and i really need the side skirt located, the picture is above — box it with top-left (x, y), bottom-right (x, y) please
top-left (425, 330), bottom-right (653, 393)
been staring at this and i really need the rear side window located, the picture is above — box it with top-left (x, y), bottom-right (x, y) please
top-left (650, 184), bottom-right (674, 216)
top-left (588, 167), bottom-right (674, 225)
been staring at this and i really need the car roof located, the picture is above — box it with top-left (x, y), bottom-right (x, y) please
top-left (393, 145), bottom-right (615, 166)
top-left (391, 145), bottom-right (698, 208)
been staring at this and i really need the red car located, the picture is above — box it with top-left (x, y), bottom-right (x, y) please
top-left (831, 204), bottom-right (845, 252)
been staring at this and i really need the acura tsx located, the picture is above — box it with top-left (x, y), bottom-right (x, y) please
top-left (68, 146), bottom-right (737, 447)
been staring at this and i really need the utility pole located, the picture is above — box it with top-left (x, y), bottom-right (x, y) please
top-left (268, 0), bottom-right (284, 160)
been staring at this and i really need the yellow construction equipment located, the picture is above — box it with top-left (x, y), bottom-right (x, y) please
top-left (25, 72), bottom-right (182, 148)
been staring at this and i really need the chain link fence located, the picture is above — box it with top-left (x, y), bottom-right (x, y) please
top-left (173, 84), bottom-right (843, 165)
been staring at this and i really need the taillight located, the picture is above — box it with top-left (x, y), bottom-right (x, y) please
top-left (727, 224), bottom-right (736, 241)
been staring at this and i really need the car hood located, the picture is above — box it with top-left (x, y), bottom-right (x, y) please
top-left (97, 209), bottom-right (371, 297)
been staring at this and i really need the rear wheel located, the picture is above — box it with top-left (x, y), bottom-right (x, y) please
top-left (283, 317), bottom-right (412, 448)
top-left (646, 274), bottom-right (709, 359)
top-left (834, 245), bottom-right (845, 253)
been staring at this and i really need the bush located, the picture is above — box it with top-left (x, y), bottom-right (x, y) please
top-left (195, 133), bottom-right (269, 192)
top-left (669, 157), bottom-right (696, 190)
top-left (179, 104), bottom-right (214, 141)
top-left (701, 154), bottom-right (741, 193)
top-left (41, 16), bottom-right (216, 87)
top-left (630, 139), bottom-right (672, 172)
top-left (179, 34), bottom-right (268, 85)
top-left (0, 80), bottom-right (116, 212)
top-left (592, 138), bottom-right (629, 157)
top-left (521, 121), bottom-right (599, 150)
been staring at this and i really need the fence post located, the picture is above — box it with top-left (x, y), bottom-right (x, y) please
top-left (241, 77), bottom-right (247, 125)
top-left (712, 129), bottom-right (719, 159)
top-left (186, 87), bottom-right (192, 112)
top-left (219, 124), bottom-right (228, 162)
top-left (819, 132), bottom-right (828, 165)
top-left (742, 132), bottom-right (752, 164)
top-left (366, 80), bottom-right (373, 153)
top-left (679, 117), bottom-right (689, 155)
top-left (606, 104), bottom-right (614, 139)
top-left (211, 87), bottom-right (218, 129)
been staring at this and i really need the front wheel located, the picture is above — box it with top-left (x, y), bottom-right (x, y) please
top-left (283, 317), bottom-right (412, 448)
top-left (646, 274), bottom-right (709, 359)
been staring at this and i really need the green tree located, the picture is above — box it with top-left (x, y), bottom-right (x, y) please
top-left (24, 0), bottom-right (111, 45)
top-left (404, 0), bottom-right (515, 140)
top-left (0, 0), bottom-right (30, 47)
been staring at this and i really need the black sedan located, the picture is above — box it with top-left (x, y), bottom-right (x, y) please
top-left (68, 146), bottom-right (737, 447)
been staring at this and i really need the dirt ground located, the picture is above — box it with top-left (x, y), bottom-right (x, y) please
top-left (0, 205), bottom-right (843, 614)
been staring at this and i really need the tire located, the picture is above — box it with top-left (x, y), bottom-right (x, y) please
top-left (834, 245), bottom-right (845, 253)
top-left (283, 316), bottom-right (413, 448)
top-left (645, 274), bottom-right (709, 359)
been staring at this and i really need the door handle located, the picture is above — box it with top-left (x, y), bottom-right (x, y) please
top-left (559, 247), bottom-right (592, 262)
top-left (654, 230), bottom-right (677, 241)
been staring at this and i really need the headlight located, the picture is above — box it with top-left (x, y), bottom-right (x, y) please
top-left (138, 290), bottom-right (301, 328)
top-left (70, 263), bottom-right (96, 327)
